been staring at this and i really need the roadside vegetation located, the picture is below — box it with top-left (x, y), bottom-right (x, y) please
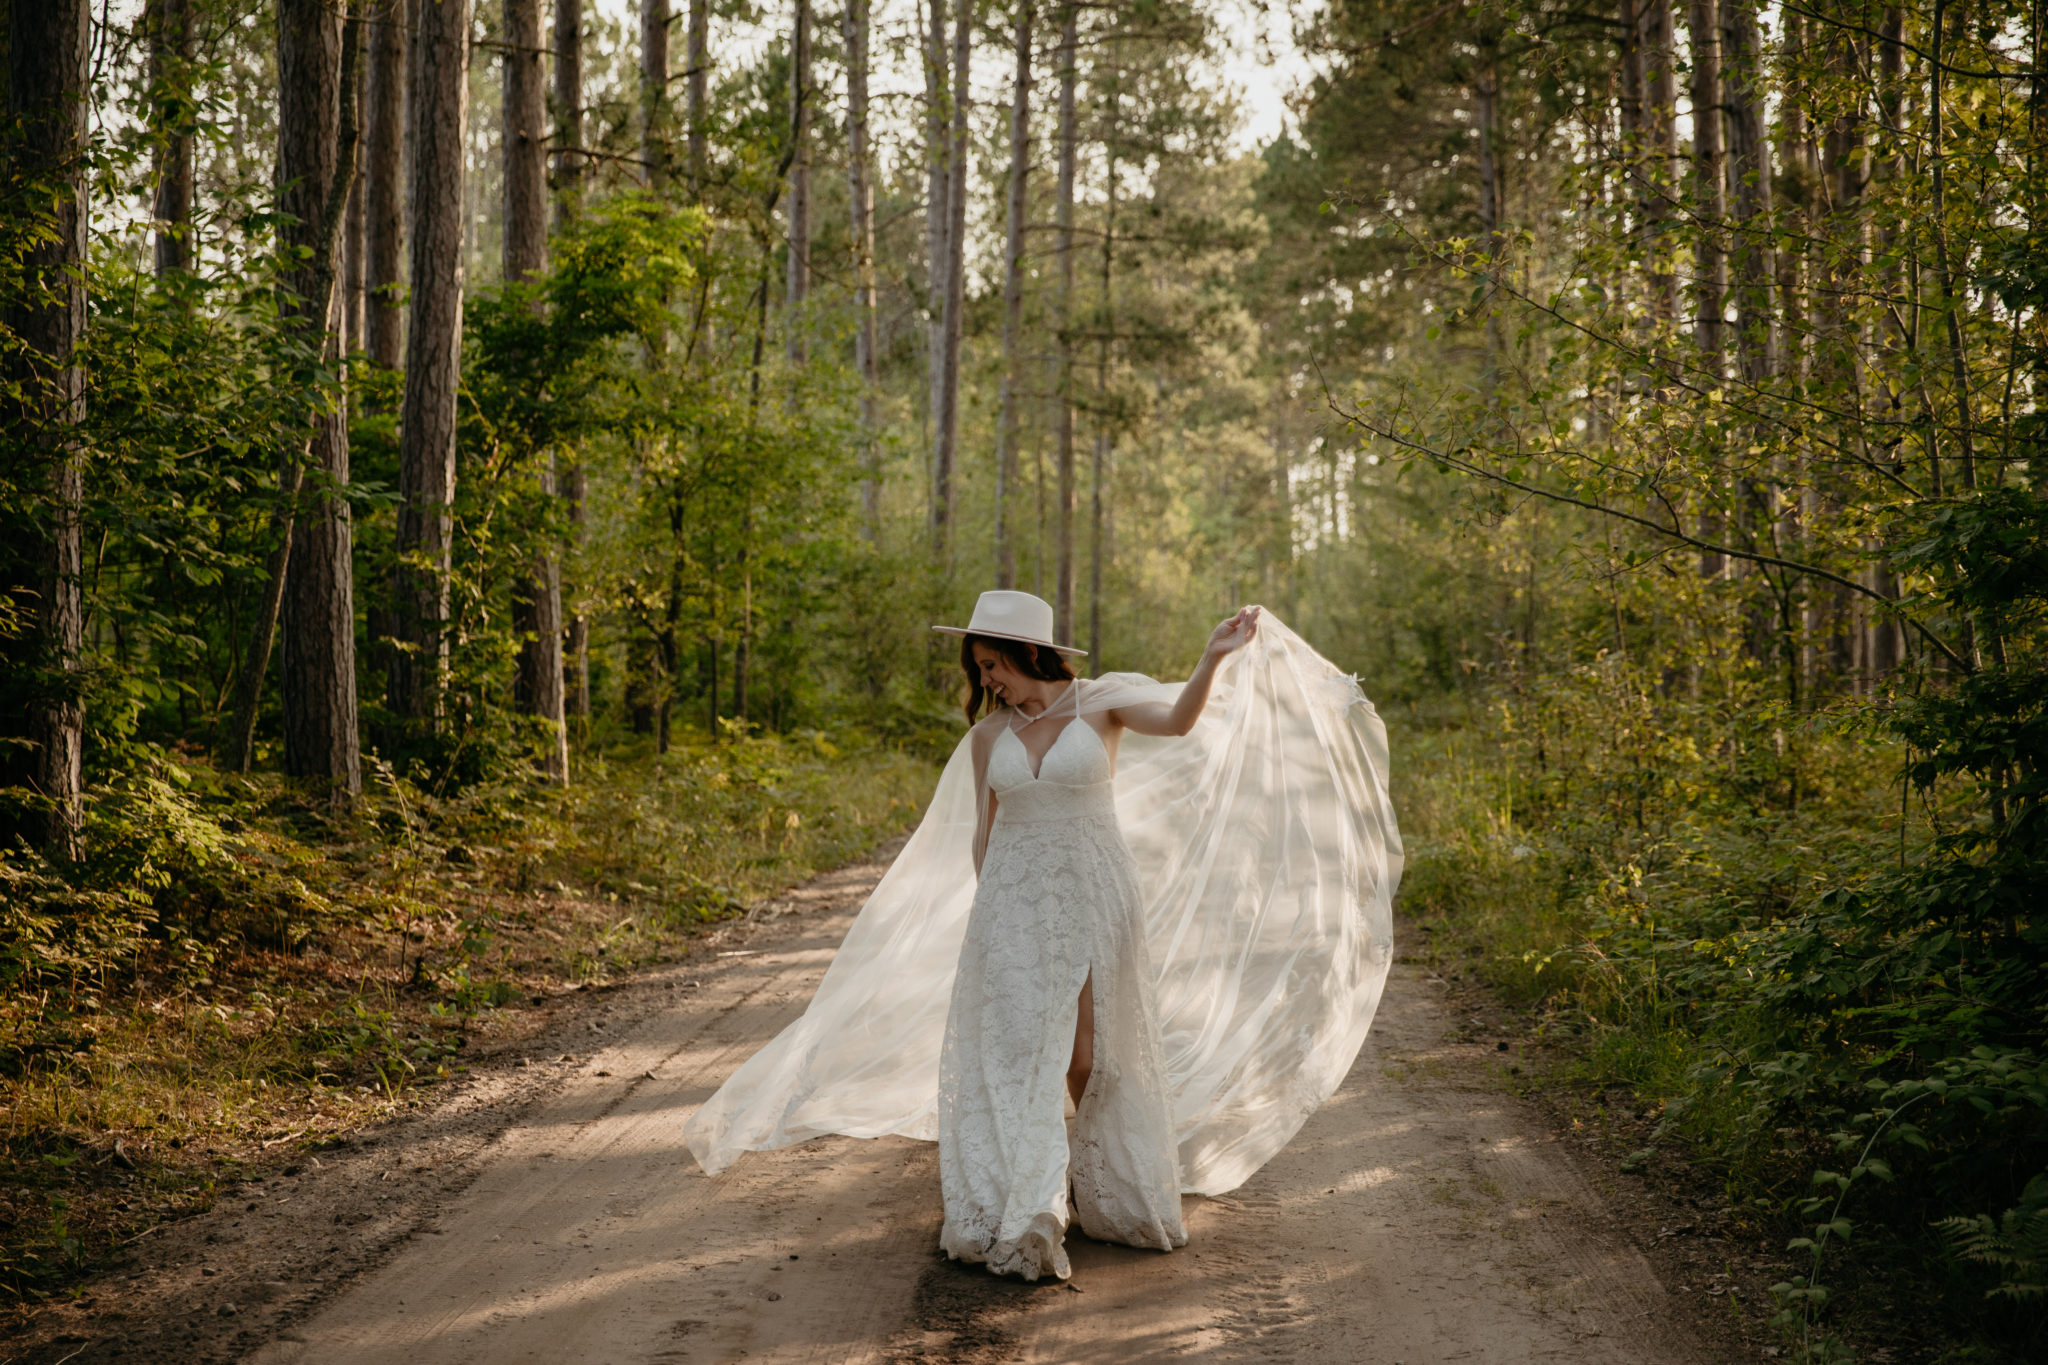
top-left (1396, 649), bottom-right (2042, 1361)
top-left (0, 733), bottom-right (932, 1305)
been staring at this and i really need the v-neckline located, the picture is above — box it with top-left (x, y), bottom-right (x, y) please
top-left (1003, 709), bottom-right (1094, 781)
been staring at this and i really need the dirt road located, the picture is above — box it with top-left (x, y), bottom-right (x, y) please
top-left (207, 840), bottom-right (1716, 1365)
top-left (30, 841), bottom-right (1742, 1364)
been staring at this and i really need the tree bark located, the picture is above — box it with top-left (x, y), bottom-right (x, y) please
top-left (1640, 0), bottom-right (1679, 318)
top-left (1052, 1), bottom-right (1078, 645)
top-left (785, 0), bottom-right (812, 365)
top-left (392, 0), bottom-right (468, 724)
top-left (1474, 56), bottom-right (1507, 379)
top-left (145, 0), bottom-right (195, 275)
top-left (642, 0), bottom-right (669, 187)
top-left (1618, 0), bottom-right (1644, 153)
top-left (278, 0), bottom-right (364, 804)
top-left (1089, 36), bottom-right (1121, 664)
top-left (1863, 3), bottom-right (1906, 681)
top-left (1686, 0), bottom-right (1725, 363)
top-left (934, 0), bottom-right (971, 560)
top-left (1929, 0), bottom-right (1976, 493)
top-left (994, 0), bottom-right (1034, 589)
top-left (923, 0), bottom-right (953, 552)
top-left (503, 0), bottom-right (567, 784)
top-left (343, 54), bottom-right (367, 350)
top-left (1686, 0), bottom-right (1727, 582)
top-left (555, 0), bottom-right (590, 725)
top-left (1, 0), bottom-right (89, 857)
top-left (1720, 0), bottom-right (1772, 383)
top-left (553, 0), bottom-right (583, 230)
top-left (845, 0), bottom-right (881, 536)
top-left (686, 0), bottom-right (708, 190)
top-left (1776, 5), bottom-right (1812, 382)
top-left (364, 0), bottom-right (406, 371)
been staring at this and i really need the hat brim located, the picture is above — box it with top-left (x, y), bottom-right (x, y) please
top-left (931, 625), bottom-right (1087, 657)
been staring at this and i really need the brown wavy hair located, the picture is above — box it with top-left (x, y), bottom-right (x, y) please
top-left (960, 633), bottom-right (1077, 723)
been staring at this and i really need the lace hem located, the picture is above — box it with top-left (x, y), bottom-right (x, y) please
top-left (940, 1210), bottom-right (1072, 1282)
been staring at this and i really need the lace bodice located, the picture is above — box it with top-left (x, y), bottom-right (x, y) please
top-left (986, 717), bottom-right (1115, 827)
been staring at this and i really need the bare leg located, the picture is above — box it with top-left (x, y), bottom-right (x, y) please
top-left (1067, 971), bottom-right (1094, 1108)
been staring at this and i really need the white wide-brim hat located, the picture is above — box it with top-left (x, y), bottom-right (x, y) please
top-left (932, 590), bottom-right (1087, 656)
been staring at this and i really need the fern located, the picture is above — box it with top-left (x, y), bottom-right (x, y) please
top-left (1939, 1174), bottom-right (2048, 1302)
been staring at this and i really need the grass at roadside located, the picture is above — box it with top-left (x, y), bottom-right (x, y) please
top-left (1384, 677), bottom-right (2041, 1363)
top-left (0, 730), bottom-right (936, 1310)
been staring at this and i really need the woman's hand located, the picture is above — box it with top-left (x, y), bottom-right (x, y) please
top-left (1204, 606), bottom-right (1261, 660)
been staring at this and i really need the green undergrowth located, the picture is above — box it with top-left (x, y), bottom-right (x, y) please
top-left (1393, 659), bottom-right (2046, 1364)
top-left (0, 729), bottom-right (935, 1308)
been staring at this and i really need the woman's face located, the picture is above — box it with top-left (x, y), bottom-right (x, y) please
top-left (972, 643), bottom-right (1028, 707)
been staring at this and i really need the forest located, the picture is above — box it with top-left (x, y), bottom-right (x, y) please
top-left (0, 0), bottom-right (2042, 1356)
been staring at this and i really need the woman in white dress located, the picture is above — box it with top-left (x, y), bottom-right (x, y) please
top-left (934, 601), bottom-right (1260, 1279)
top-left (685, 590), bottom-right (1402, 1283)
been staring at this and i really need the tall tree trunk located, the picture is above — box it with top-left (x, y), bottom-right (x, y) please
top-left (1, 0), bottom-right (89, 857)
top-left (1269, 379), bottom-right (1294, 616)
top-left (503, 0), bottom-right (567, 784)
top-left (1618, 0), bottom-right (1644, 153)
top-left (1776, 5), bottom-right (1812, 381)
top-left (1687, 0), bottom-right (1725, 362)
top-left (1052, 1), bottom-right (1078, 644)
top-left (642, 0), bottom-right (669, 187)
top-left (844, 0), bottom-right (881, 535)
top-left (365, 0), bottom-right (406, 371)
top-left (923, 0), bottom-right (956, 555)
top-left (1781, 5), bottom-right (1825, 694)
top-left (1720, 0), bottom-right (1772, 384)
top-left (145, 0), bottom-right (195, 275)
top-left (935, 0), bottom-right (971, 561)
top-left (343, 62), bottom-right (367, 352)
top-left (555, 0), bottom-right (590, 725)
top-left (1089, 35), bottom-right (1121, 664)
top-left (1474, 54), bottom-right (1507, 381)
top-left (278, 0), bottom-right (364, 804)
top-left (1817, 15), bottom-right (1874, 684)
top-left (635, 0), bottom-right (674, 730)
top-left (1929, 0), bottom-right (1976, 494)
top-left (1640, 0), bottom-right (1679, 319)
top-left (221, 0), bottom-right (366, 783)
top-left (1687, 0), bottom-right (1727, 581)
top-left (1721, 0), bottom-right (1778, 666)
top-left (994, 0), bottom-right (1034, 589)
top-left (393, 0), bottom-right (468, 724)
top-left (1617, 0), bottom-right (1646, 325)
top-left (686, 0), bottom-right (708, 190)
top-left (553, 0), bottom-right (583, 230)
top-left (1864, 3), bottom-right (1906, 681)
top-left (501, 0), bottom-right (548, 558)
top-left (785, 0), bottom-right (812, 365)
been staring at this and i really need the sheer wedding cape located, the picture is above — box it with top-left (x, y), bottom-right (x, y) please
top-left (683, 614), bottom-right (1402, 1197)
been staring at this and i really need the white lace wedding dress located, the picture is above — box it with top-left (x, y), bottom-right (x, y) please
top-left (937, 708), bottom-right (1186, 1280)
top-left (683, 614), bottom-right (1402, 1282)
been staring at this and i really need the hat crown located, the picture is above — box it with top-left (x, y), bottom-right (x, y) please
top-left (966, 590), bottom-right (1054, 644)
top-left (932, 589), bottom-right (1084, 654)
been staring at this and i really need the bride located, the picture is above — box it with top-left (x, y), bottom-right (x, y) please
top-left (685, 590), bottom-right (1402, 1282)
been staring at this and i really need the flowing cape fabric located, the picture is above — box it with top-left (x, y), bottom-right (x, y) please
top-left (683, 614), bottom-right (1402, 1197)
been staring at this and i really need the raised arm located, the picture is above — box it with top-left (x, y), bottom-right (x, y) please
top-left (1112, 607), bottom-right (1262, 737)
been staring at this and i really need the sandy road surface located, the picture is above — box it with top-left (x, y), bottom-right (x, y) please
top-left (209, 838), bottom-right (1725, 1365)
